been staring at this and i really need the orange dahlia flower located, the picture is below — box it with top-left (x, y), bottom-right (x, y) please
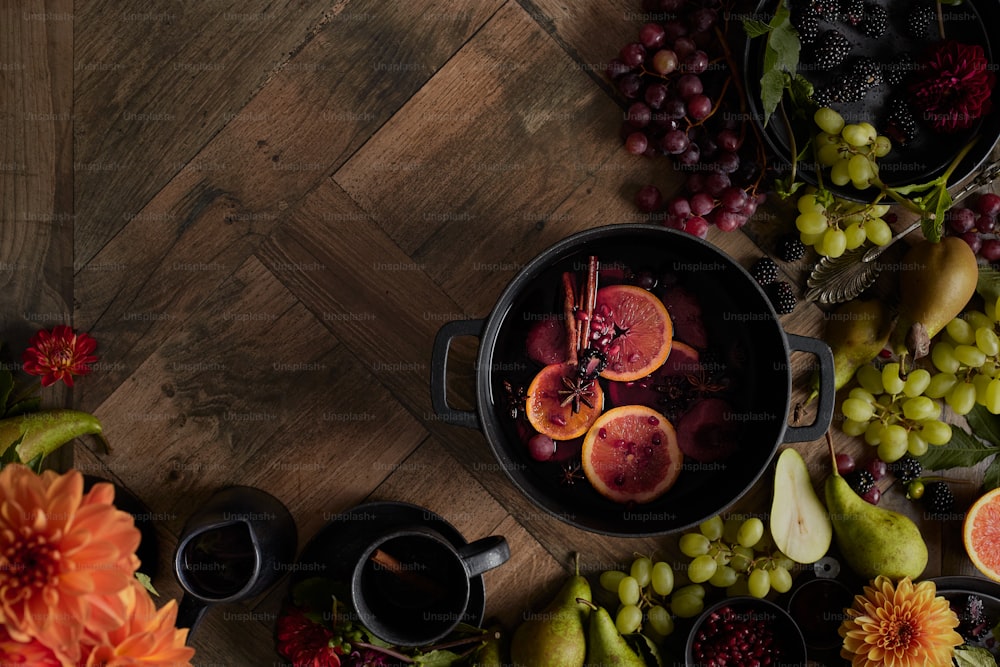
top-left (80, 579), bottom-right (194, 666)
top-left (22, 325), bottom-right (98, 387)
top-left (0, 465), bottom-right (141, 661)
top-left (0, 624), bottom-right (62, 666)
top-left (839, 575), bottom-right (963, 667)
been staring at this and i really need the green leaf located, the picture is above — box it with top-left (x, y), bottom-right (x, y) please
top-left (760, 69), bottom-right (787, 125)
top-left (919, 426), bottom-right (998, 470)
top-left (625, 632), bottom-right (665, 667)
top-left (412, 649), bottom-right (461, 666)
top-left (968, 405), bottom-right (1000, 446)
top-left (953, 645), bottom-right (998, 667)
top-left (984, 456), bottom-right (1000, 492)
top-left (136, 572), bottom-right (159, 596)
top-left (743, 18), bottom-right (773, 38)
top-left (758, 0), bottom-right (801, 124)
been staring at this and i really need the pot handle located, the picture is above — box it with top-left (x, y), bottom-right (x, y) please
top-left (430, 319), bottom-right (484, 429)
top-left (782, 333), bottom-right (835, 443)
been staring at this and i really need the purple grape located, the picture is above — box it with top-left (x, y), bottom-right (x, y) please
top-left (947, 206), bottom-right (976, 234)
top-left (712, 209), bottom-right (747, 231)
top-left (835, 453), bottom-right (856, 475)
top-left (687, 7), bottom-right (718, 33)
top-left (704, 171), bottom-right (731, 196)
top-left (978, 214), bottom-right (997, 233)
top-left (976, 193), bottom-right (1000, 217)
top-left (528, 434), bottom-right (556, 462)
top-left (662, 97), bottom-right (687, 120)
top-left (667, 196), bottom-right (692, 218)
top-left (865, 458), bottom-right (888, 481)
top-left (687, 172), bottom-right (705, 193)
top-left (961, 231), bottom-right (983, 254)
top-left (636, 185), bottom-right (664, 213)
top-left (625, 132), bottom-right (649, 155)
top-left (617, 73), bottom-right (642, 99)
top-left (861, 485), bottom-right (881, 505)
top-left (660, 129), bottom-right (690, 154)
top-left (687, 94), bottom-right (712, 120)
top-left (684, 215), bottom-right (710, 238)
top-left (661, 18), bottom-right (687, 41)
top-left (677, 144), bottom-right (701, 167)
top-left (690, 191), bottom-right (715, 216)
top-left (626, 102), bottom-right (652, 128)
top-left (607, 58), bottom-right (630, 79)
top-left (620, 42), bottom-right (646, 68)
top-left (683, 50), bottom-right (710, 74)
top-left (644, 83), bottom-right (669, 110)
top-left (673, 36), bottom-right (697, 57)
top-left (982, 238), bottom-right (1000, 261)
top-left (676, 74), bottom-right (704, 99)
top-left (717, 129), bottom-right (742, 152)
top-left (720, 186), bottom-right (748, 212)
top-left (714, 150), bottom-right (740, 174)
top-left (660, 0), bottom-right (686, 13)
top-left (639, 22), bottom-right (667, 49)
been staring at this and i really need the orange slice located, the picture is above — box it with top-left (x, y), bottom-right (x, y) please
top-left (525, 362), bottom-right (604, 440)
top-left (581, 405), bottom-right (683, 504)
top-left (591, 285), bottom-right (673, 382)
top-left (963, 486), bottom-right (1000, 582)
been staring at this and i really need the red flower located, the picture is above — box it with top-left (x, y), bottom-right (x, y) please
top-left (908, 40), bottom-right (996, 132)
top-left (21, 325), bottom-right (98, 387)
top-left (276, 607), bottom-right (343, 667)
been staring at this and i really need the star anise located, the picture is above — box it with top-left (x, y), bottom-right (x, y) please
top-left (558, 375), bottom-right (596, 414)
top-left (503, 380), bottom-right (528, 420)
top-left (686, 369), bottom-right (729, 397)
top-left (558, 462), bottom-right (585, 486)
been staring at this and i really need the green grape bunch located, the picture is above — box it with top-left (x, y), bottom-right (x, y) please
top-left (841, 362), bottom-right (953, 462)
top-left (927, 307), bottom-right (1000, 415)
top-left (598, 555), bottom-right (690, 640)
top-left (678, 515), bottom-right (794, 600)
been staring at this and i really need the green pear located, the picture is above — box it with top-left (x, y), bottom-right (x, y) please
top-left (808, 299), bottom-right (893, 402)
top-left (769, 448), bottom-right (832, 564)
top-left (824, 437), bottom-right (927, 579)
top-left (510, 554), bottom-right (591, 667)
top-left (579, 600), bottom-right (645, 667)
top-left (471, 626), bottom-right (506, 667)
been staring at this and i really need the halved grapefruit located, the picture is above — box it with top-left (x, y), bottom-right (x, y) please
top-left (525, 362), bottom-right (604, 441)
top-left (963, 487), bottom-right (1000, 582)
top-left (591, 285), bottom-right (673, 382)
top-left (581, 405), bottom-right (683, 504)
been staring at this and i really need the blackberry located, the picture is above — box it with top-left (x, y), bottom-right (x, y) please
top-left (888, 455), bottom-right (922, 484)
top-left (750, 257), bottom-right (779, 285)
top-left (851, 56), bottom-right (883, 88)
top-left (809, 0), bottom-right (841, 19)
top-left (906, 1), bottom-right (936, 39)
top-left (813, 72), bottom-right (869, 105)
top-left (860, 2), bottom-right (888, 37)
top-left (839, 0), bottom-right (864, 25)
top-left (777, 234), bottom-right (806, 262)
top-left (882, 96), bottom-right (919, 147)
top-left (956, 595), bottom-right (990, 642)
top-left (810, 30), bottom-right (852, 71)
top-left (923, 481), bottom-right (955, 515)
top-left (766, 281), bottom-right (797, 314)
top-left (845, 469), bottom-right (875, 495)
top-left (885, 53), bottom-right (917, 88)
top-left (793, 9), bottom-right (821, 45)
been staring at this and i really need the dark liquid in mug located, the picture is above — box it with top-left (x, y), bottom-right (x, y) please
top-left (181, 522), bottom-right (257, 599)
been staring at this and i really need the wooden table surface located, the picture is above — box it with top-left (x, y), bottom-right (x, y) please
top-left (4, 1), bottom-right (998, 665)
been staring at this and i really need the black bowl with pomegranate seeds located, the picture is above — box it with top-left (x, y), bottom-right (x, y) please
top-left (685, 596), bottom-right (808, 666)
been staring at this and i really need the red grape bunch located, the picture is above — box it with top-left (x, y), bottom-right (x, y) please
top-left (609, 0), bottom-right (769, 238)
top-left (944, 192), bottom-right (1000, 263)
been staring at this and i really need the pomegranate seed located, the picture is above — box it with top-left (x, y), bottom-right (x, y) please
top-left (647, 415), bottom-right (659, 425)
top-left (598, 428), bottom-right (607, 439)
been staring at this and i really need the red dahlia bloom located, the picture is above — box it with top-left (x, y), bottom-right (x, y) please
top-left (21, 325), bottom-right (98, 387)
top-left (276, 607), bottom-right (343, 667)
top-left (908, 40), bottom-right (996, 132)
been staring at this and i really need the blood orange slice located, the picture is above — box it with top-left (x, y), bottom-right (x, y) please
top-left (581, 405), bottom-right (683, 504)
top-left (591, 285), bottom-right (673, 382)
top-left (525, 362), bottom-right (604, 440)
top-left (963, 487), bottom-right (1000, 582)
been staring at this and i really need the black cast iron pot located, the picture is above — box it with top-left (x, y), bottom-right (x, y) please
top-left (431, 225), bottom-right (835, 536)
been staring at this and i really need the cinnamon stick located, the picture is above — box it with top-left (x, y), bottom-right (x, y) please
top-left (562, 272), bottom-right (578, 366)
top-left (369, 549), bottom-right (446, 599)
top-left (579, 256), bottom-right (598, 351)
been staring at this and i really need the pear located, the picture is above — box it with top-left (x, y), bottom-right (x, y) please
top-left (472, 626), bottom-right (506, 667)
top-left (510, 554), bottom-right (591, 667)
top-left (769, 448), bottom-right (832, 564)
top-left (809, 299), bottom-right (894, 401)
top-left (890, 236), bottom-right (978, 360)
top-left (823, 435), bottom-right (927, 579)
top-left (578, 599), bottom-right (645, 667)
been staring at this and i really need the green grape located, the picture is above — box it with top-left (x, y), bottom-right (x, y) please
top-left (974, 373), bottom-right (992, 405)
top-left (873, 135), bottom-right (892, 157)
top-left (931, 343), bottom-right (961, 374)
top-left (708, 564), bottom-right (739, 588)
top-left (955, 344), bottom-right (987, 368)
top-left (880, 423), bottom-right (909, 452)
top-left (670, 594), bottom-right (704, 618)
top-left (729, 545), bottom-right (754, 572)
top-left (747, 568), bottom-right (771, 598)
top-left (902, 396), bottom-right (938, 421)
top-left (772, 553), bottom-right (795, 571)
top-left (679, 532), bottom-right (711, 557)
top-left (920, 419), bottom-right (952, 446)
top-left (863, 420), bottom-right (882, 446)
top-left (797, 193), bottom-right (824, 214)
top-left (618, 576), bottom-right (641, 606)
top-left (842, 418), bottom-right (869, 437)
top-left (737, 518), bottom-right (765, 548)
top-left (726, 578), bottom-right (750, 597)
top-left (796, 211), bottom-right (828, 235)
top-left (902, 369), bottom-right (931, 398)
top-left (844, 222), bottom-right (867, 250)
top-left (878, 432), bottom-right (910, 463)
top-left (651, 561), bottom-right (675, 596)
top-left (769, 566), bottom-right (793, 594)
top-left (842, 122), bottom-right (876, 146)
top-left (848, 386), bottom-right (876, 402)
top-left (848, 153), bottom-right (875, 189)
top-left (947, 381), bottom-right (977, 415)
top-left (752, 531), bottom-right (774, 553)
top-left (966, 310), bottom-right (993, 332)
top-left (977, 327), bottom-right (1000, 357)
top-left (699, 515), bottom-right (724, 541)
top-left (983, 360), bottom-right (999, 377)
top-left (820, 227), bottom-right (847, 258)
top-left (689, 554), bottom-right (719, 583)
top-left (817, 142), bottom-right (843, 166)
top-left (882, 363), bottom-right (905, 395)
top-left (856, 363), bottom-right (884, 394)
top-left (647, 605), bottom-right (674, 637)
top-left (925, 372), bottom-right (958, 398)
top-left (599, 569), bottom-right (627, 593)
top-left (722, 518), bottom-right (742, 544)
top-left (630, 557), bottom-right (652, 588)
top-left (864, 217), bottom-right (892, 245)
top-left (616, 604), bottom-right (643, 634)
top-left (946, 317), bottom-right (976, 345)
top-left (814, 107), bottom-right (846, 134)
top-left (907, 430), bottom-right (929, 457)
top-left (675, 583), bottom-right (706, 599)
top-left (985, 378), bottom-right (1000, 414)
top-left (800, 230), bottom-right (825, 246)
top-left (842, 397), bottom-right (875, 422)
top-left (830, 159), bottom-right (851, 187)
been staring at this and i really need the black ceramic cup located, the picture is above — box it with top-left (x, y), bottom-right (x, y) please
top-left (350, 526), bottom-right (510, 646)
top-left (173, 486), bottom-right (297, 635)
